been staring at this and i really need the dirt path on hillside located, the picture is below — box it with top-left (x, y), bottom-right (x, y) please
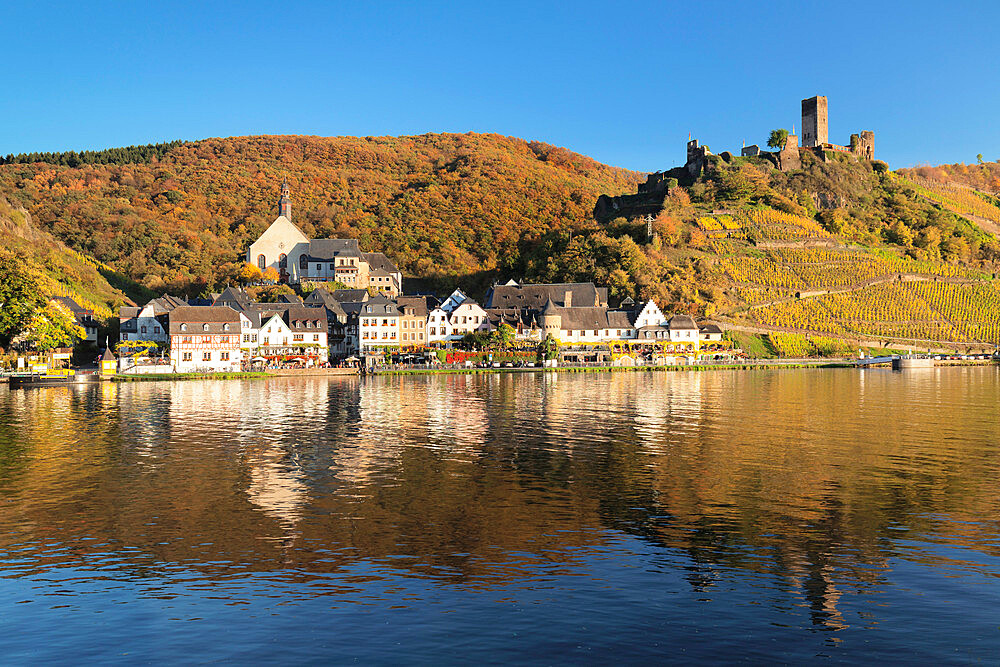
top-left (714, 317), bottom-right (988, 354)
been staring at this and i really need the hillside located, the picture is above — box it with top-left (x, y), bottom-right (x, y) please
top-left (0, 197), bottom-right (138, 320)
top-left (0, 133), bottom-right (642, 296)
top-left (3, 132), bottom-right (1000, 349)
top-left (511, 149), bottom-right (1000, 348)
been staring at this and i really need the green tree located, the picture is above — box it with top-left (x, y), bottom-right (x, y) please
top-left (491, 322), bottom-right (515, 349)
top-left (767, 129), bottom-right (790, 150)
top-left (0, 253), bottom-right (45, 349)
top-left (23, 301), bottom-right (85, 352)
top-left (977, 153), bottom-right (985, 165)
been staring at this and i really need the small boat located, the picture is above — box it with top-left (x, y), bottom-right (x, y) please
top-left (9, 372), bottom-right (102, 389)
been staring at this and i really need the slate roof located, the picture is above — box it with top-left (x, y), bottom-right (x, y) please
top-left (486, 282), bottom-right (607, 309)
top-left (667, 314), bottom-right (698, 330)
top-left (362, 252), bottom-right (399, 274)
top-left (213, 286), bottom-right (252, 310)
top-left (395, 295), bottom-right (430, 318)
top-left (53, 296), bottom-right (90, 316)
top-left (168, 306), bottom-right (240, 334)
top-left (331, 288), bottom-right (370, 303)
top-left (302, 289), bottom-right (348, 320)
top-left (342, 294), bottom-right (400, 317)
top-left (307, 238), bottom-right (361, 260)
top-left (146, 294), bottom-right (187, 316)
top-left (286, 307), bottom-right (329, 332)
top-left (699, 322), bottom-right (724, 334)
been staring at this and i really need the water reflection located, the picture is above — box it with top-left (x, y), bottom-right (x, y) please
top-left (1, 368), bottom-right (999, 660)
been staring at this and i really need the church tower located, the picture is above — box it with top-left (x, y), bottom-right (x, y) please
top-left (278, 179), bottom-right (292, 221)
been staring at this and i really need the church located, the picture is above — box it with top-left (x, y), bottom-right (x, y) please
top-left (247, 181), bottom-right (402, 296)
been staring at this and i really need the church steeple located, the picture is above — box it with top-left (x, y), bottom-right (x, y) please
top-left (278, 178), bottom-right (292, 220)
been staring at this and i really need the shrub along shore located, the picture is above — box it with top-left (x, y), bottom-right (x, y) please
top-left (103, 362), bottom-right (858, 382)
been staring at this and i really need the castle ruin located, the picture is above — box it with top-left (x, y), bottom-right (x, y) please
top-left (594, 95), bottom-right (876, 222)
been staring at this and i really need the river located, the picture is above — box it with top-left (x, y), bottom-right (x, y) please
top-left (1, 368), bottom-right (998, 662)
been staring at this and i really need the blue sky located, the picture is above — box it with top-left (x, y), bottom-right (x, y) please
top-left (2, 1), bottom-right (997, 172)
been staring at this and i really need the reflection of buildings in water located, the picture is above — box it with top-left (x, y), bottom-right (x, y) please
top-left (424, 375), bottom-right (488, 449)
top-left (532, 372), bottom-right (705, 454)
top-left (162, 378), bottom-right (343, 448)
top-left (631, 372), bottom-right (703, 450)
top-left (332, 375), bottom-right (493, 484)
top-left (245, 442), bottom-right (308, 529)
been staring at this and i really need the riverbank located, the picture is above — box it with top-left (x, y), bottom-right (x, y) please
top-left (375, 360), bottom-right (852, 375)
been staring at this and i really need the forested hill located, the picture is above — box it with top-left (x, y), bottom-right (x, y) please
top-left (0, 133), bottom-right (642, 295)
top-left (0, 197), bottom-right (138, 320)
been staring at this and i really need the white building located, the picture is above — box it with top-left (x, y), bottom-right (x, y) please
top-left (119, 295), bottom-right (186, 344)
top-left (246, 180), bottom-right (401, 292)
top-left (168, 306), bottom-right (242, 373)
top-left (342, 295), bottom-right (400, 355)
top-left (427, 289), bottom-right (489, 342)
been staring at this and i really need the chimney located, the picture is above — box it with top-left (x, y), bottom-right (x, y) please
top-left (564, 290), bottom-right (573, 307)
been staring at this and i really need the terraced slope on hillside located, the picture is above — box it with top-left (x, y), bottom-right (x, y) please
top-left (0, 197), bottom-right (137, 319)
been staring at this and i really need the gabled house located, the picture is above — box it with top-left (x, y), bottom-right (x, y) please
top-left (53, 296), bottom-right (99, 342)
top-left (168, 306), bottom-right (242, 373)
top-left (396, 295), bottom-right (431, 348)
top-left (341, 295), bottom-right (400, 355)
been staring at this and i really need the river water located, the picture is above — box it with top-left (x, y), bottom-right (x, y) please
top-left (1, 368), bottom-right (998, 663)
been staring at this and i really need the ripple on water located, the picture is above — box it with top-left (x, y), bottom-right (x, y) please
top-left (1, 369), bottom-right (999, 662)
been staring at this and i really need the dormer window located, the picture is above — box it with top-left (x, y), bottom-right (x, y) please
top-left (203, 323), bottom-right (210, 331)
top-left (180, 323), bottom-right (187, 332)
top-left (223, 323), bottom-right (230, 332)
top-left (366, 306), bottom-right (372, 313)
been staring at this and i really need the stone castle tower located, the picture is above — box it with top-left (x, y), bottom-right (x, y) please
top-left (801, 96), bottom-right (828, 148)
top-left (278, 179), bottom-right (292, 220)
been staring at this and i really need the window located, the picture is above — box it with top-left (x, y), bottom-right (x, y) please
top-left (202, 352), bottom-right (211, 361)
top-left (154, 326), bottom-right (160, 334)
top-left (329, 263), bottom-right (335, 270)
top-left (293, 334), bottom-right (303, 342)
top-left (430, 327), bottom-right (436, 335)
top-left (366, 306), bottom-right (372, 313)
top-left (251, 334), bottom-right (257, 343)
top-left (220, 352), bottom-right (230, 361)
top-left (313, 334), bottom-right (319, 342)
top-left (220, 336), bottom-right (229, 343)
top-left (140, 325), bottom-right (147, 334)
top-left (382, 319), bottom-right (388, 326)
top-left (180, 323), bottom-right (187, 332)
top-left (300, 255), bottom-right (308, 269)
top-left (223, 323), bottom-right (230, 332)
top-left (243, 334), bottom-right (250, 342)
top-left (182, 352), bottom-right (192, 361)
top-left (257, 254), bottom-right (266, 269)
top-left (203, 324), bottom-right (209, 331)
top-left (182, 336), bottom-right (192, 344)
top-left (279, 253), bottom-right (287, 268)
